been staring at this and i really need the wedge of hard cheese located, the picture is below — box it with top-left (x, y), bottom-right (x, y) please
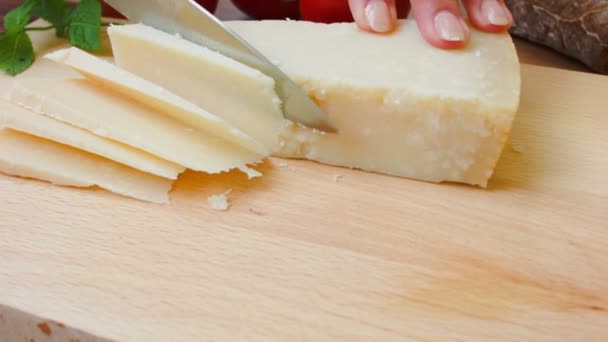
top-left (6, 78), bottom-right (262, 174)
top-left (44, 47), bottom-right (268, 156)
top-left (226, 20), bottom-right (521, 187)
top-left (107, 23), bottom-right (287, 152)
top-left (0, 100), bottom-right (184, 179)
top-left (0, 129), bottom-right (173, 204)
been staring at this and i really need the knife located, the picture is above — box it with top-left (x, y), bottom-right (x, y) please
top-left (104, 0), bottom-right (338, 133)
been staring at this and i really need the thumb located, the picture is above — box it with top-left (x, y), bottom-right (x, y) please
top-left (349, 0), bottom-right (397, 33)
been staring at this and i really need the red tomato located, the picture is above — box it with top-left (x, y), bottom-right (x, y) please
top-left (101, 0), bottom-right (218, 19)
top-left (194, 0), bottom-right (219, 13)
top-left (300, 0), bottom-right (411, 24)
top-left (231, 0), bottom-right (300, 19)
top-left (299, 0), bottom-right (352, 23)
top-left (101, 3), bottom-right (125, 19)
top-left (395, 0), bottom-right (411, 18)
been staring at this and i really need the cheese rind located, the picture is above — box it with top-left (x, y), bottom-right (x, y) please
top-left (226, 20), bottom-right (521, 186)
top-left (0, 100), bottom-right (184, 179)
top-left (107, 24), bottom-right (287, 152)
top-left (6, 78), bottom-right (262, 174)
top-left (44, 47), bottom-right (268, 155)
top-left (0, 129), bottom-right (173, 204)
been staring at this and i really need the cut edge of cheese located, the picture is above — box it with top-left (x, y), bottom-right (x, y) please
top-left (0, 129), bottom-right (173, 204)
top-left (107, 23), bottom-right (288, 152)
top-left (43, 47), bottom-right (269, 156)
top-left (0, 100), bottom-right (185, 180)
top-left (6, 78), bottom-right (264, 174)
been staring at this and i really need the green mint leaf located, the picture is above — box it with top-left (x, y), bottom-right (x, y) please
top-left (4, 0), bottom-right (39, 34)
top-left (67, 0), bottom-right (101, 51)
top-left (0, 31), bottom-right (35, 76)
top-left (33, 0), bottom-right (72, 37)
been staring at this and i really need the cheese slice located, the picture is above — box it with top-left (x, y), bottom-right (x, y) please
top-left (6, 78), bottom-right (262, 173)
top-left (44, 47), bottom-right (268, 155)
top-left (225, 20), bottom-right (521, 187)
top-left (0, 129), bottom-right (173, 204)
top-left (0, 100), bottom-right (184, 179)
top-left (107, 23), bottom-right (287, 152)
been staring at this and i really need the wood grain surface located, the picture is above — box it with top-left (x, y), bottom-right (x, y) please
top-left (1, 18), bottom-right (608, 341)
top-left (1, 63), bottom-right (608, 340)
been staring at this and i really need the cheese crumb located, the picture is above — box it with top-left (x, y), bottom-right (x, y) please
top-left (208, 189), bottom-right (232, 211)
top-left (277, 161), bottom-right (289, 168)
top-left (238, 165), bottom-right (263, 179)
top-left (333, 174), bottom-right (344, 183)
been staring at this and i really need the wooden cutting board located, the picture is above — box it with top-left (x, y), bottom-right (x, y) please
top-left (1, 26), bottom-right (607, 341)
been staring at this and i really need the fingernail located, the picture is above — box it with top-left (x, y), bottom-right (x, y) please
top-left (482, 1), bottom-right (510, 26)
top-left (365, 0), bottom-right (392, 32)
top-left (434, 11), bottom-right (466, 41)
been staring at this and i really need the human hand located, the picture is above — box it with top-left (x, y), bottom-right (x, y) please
top-left (348, 0), bottom-right (513, 49)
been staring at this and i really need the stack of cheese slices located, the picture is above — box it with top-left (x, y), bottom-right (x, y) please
top-left (0, 20), bottom-right (521, 204)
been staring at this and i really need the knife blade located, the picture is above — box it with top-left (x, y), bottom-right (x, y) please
top-left (104, 0), bottom-right (338, 133)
